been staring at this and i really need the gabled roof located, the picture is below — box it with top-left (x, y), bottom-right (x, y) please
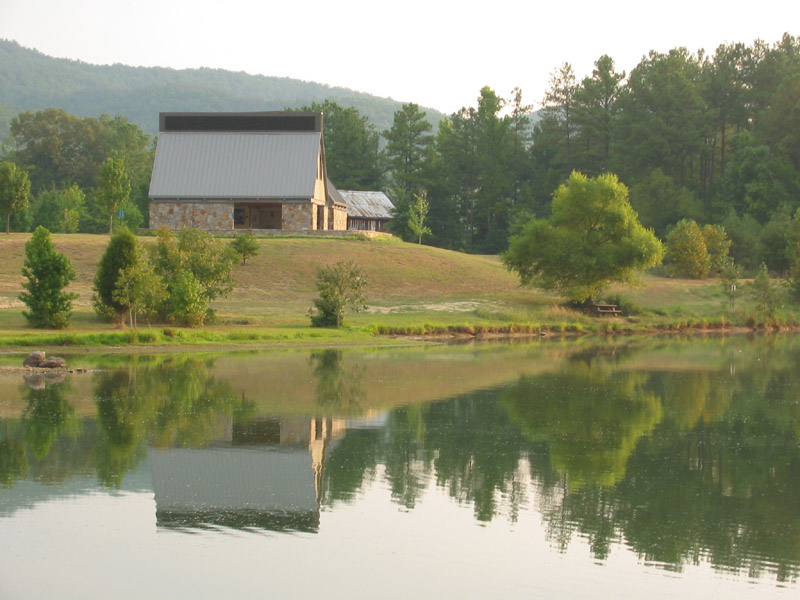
top-left (149, 112), bottom-right (324, 200)
top-left (149, 131), bottom-right (322, 199)
top-left (339, 190), bottom-right (395, 220)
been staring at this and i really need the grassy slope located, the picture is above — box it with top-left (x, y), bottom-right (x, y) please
top-left (0, 232), bottom-right (793, 346)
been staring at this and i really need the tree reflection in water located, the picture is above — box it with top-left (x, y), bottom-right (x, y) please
top-left (322, 351), bottom-right (800, 581)
top-left (1, 341), bottom-right (799, 580)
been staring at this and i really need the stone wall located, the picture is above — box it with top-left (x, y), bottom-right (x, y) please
top-left (150, 202), bottom-right (233, 230)
top-left (283, 203), bottom-right (313, 230)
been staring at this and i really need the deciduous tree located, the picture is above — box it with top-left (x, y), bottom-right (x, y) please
top-left (408, 191), bottom-right (431, 245)
top-left (230, 233), bottom-right (259, 265)
top-left (95, 157), bottom-right (131, 234)
top-left (665, 219), bottom-right (710, 278)
top-left (0, 161), bottom-right (31, 234)
top-left (152, 228), bottom-right (237, 325)
top-left (502, 172), bottom-right (663, 303)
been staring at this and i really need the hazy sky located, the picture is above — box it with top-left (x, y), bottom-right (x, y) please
top-left (1, 0), bottom-right (797, 114)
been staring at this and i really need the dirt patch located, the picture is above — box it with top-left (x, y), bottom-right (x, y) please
top-left (366, 300), bottom-right (499, 314)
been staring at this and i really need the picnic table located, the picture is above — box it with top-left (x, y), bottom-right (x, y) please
top-left (593, 303), bottom-right (622, 316)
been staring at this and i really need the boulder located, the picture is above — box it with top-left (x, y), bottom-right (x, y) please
top-left (23, 351), bottom-right (46, 368)
top-left (39, 357), bottom-right (66, 369)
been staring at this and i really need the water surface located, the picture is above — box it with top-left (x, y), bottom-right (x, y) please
top-left (1, 336), bottom-right (799, 598)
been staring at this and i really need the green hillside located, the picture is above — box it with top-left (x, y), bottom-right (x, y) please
top-left (0, 233), bottom-right (551, 332)
top-left (0, 39), bottom-right (445, 139)
top-left (0, 232), bottom-right (793, 348)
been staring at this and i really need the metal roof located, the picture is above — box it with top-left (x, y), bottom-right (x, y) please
top-left (326, 178), bottom-right (347, 207)
top-left (339, 190), bottom-right (395, 220)
top-left (149, 131), bottom-right (322, 199)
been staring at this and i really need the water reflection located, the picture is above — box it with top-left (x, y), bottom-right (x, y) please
top-left (150, 417), bottom-right (342, 533)
top-left (0, 338), bottom-right (799, 583)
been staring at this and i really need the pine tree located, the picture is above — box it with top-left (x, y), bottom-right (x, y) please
top-left (19, 226), bottom-right (77, 328)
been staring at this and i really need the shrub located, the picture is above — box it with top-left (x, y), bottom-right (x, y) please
top-left (309, 261), bottom-right (367, 327)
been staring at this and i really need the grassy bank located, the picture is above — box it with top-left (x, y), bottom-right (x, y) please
top-left (0, 232), bottom-right (797, 350)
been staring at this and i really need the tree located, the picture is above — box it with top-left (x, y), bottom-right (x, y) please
top-left (230, 233), bottom-right (260, 265)
top-left (112, 247), bottom-right (166, 329)
top-left (18, 226), bottom-right (77, 328)
top-left (93, 227), bottom-right (138, 320)
top-left (502, 171), bottom-right (663, 303)
top-left (573, 55), bottom-right (625, 174)
top-left (152, 228), bottom-right (237, 325)
top-left (31, 184), bottom-right (85, 233)
top-left (95, 157), bottom-right (131, 234)
top-left (383, 103), bottom-right (433, 197)
top-left (303, 100), bottom-right (381, 190)
top-left (750, 263), bottom-right (778, 322)
top-left (629, 168), bottom-right (703, 237)
top-left (616, 49), bottom-right (705, 186)
top-left (0, 161), bottom-right (31, 234)
top-left (433, 87), bottom-right (516, 252)
top-left (383, 103), bottom-right (434, 241)
top-left (407, 191), bottom-right (431, 244)
top-left (8, 109), bottom-right (153, 197)
top-left (702, 224), bottom-right (732, 273)
top-left (309, 261), bottom-right (367, 327)
top-left (665, 219), bottom-right (711, 278)
top-left (720, 257), bottom-right (742, 308)
top-left (541, 63), bottom-right (579, 169)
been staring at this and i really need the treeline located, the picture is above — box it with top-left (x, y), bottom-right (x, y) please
top-left (297, 34), bottom-right (800, 270)
top-left (1, 109), bottom-right (154, 233)
top-left (2, 33), bottom-right (799, 274)
top-left (377, 33), bottom-right (800, 268)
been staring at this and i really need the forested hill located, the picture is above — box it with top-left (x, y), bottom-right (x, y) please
top-left (0, 39), bottom-right (443, 138)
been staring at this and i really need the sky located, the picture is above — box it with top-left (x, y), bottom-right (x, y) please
top-left (1, 0), bottom-right (798, 115)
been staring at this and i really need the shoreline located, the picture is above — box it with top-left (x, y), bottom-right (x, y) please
top-left (0, 323), bottom-right (796, 358)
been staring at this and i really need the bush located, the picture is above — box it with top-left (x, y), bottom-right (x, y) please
top-left (18, 226), bottom-right (77, 328)
top-left (309, 261), bottom-right (367, 327)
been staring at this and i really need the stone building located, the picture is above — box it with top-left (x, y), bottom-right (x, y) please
top-left (148, 112), bottom-right (348, 233)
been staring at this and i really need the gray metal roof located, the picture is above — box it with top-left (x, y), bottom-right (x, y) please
top-left (149, 131), bottom-right (322, 199)
top-left (339, 190), bottom-right (395, 220)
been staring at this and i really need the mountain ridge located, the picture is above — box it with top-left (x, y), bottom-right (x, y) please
top-left (0, 39), bottom-right (445, 139)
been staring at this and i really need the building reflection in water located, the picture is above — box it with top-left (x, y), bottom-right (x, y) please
top-left (148, 416), bottom-right (353, 534)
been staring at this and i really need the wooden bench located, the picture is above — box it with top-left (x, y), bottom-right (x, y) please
top-left (593, 304), bottom-right (622, 316)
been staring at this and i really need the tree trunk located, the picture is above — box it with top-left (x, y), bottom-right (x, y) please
top-left (109, 213), bottom-right (114, 235)
top-left (5, 212), bottom-right (9, 235)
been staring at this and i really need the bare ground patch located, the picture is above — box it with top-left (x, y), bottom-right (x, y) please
top-left (366, 300), bottom-right (501, 314)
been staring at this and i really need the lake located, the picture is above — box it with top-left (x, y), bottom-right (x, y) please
top-left (1, 336), bottom-right (799, 598)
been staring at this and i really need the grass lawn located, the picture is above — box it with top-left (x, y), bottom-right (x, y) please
top-left (0, 232), bottom-right (796, 350)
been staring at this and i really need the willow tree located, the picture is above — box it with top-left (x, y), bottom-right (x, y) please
top-left (503, 171), bottom-right (663, 303)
